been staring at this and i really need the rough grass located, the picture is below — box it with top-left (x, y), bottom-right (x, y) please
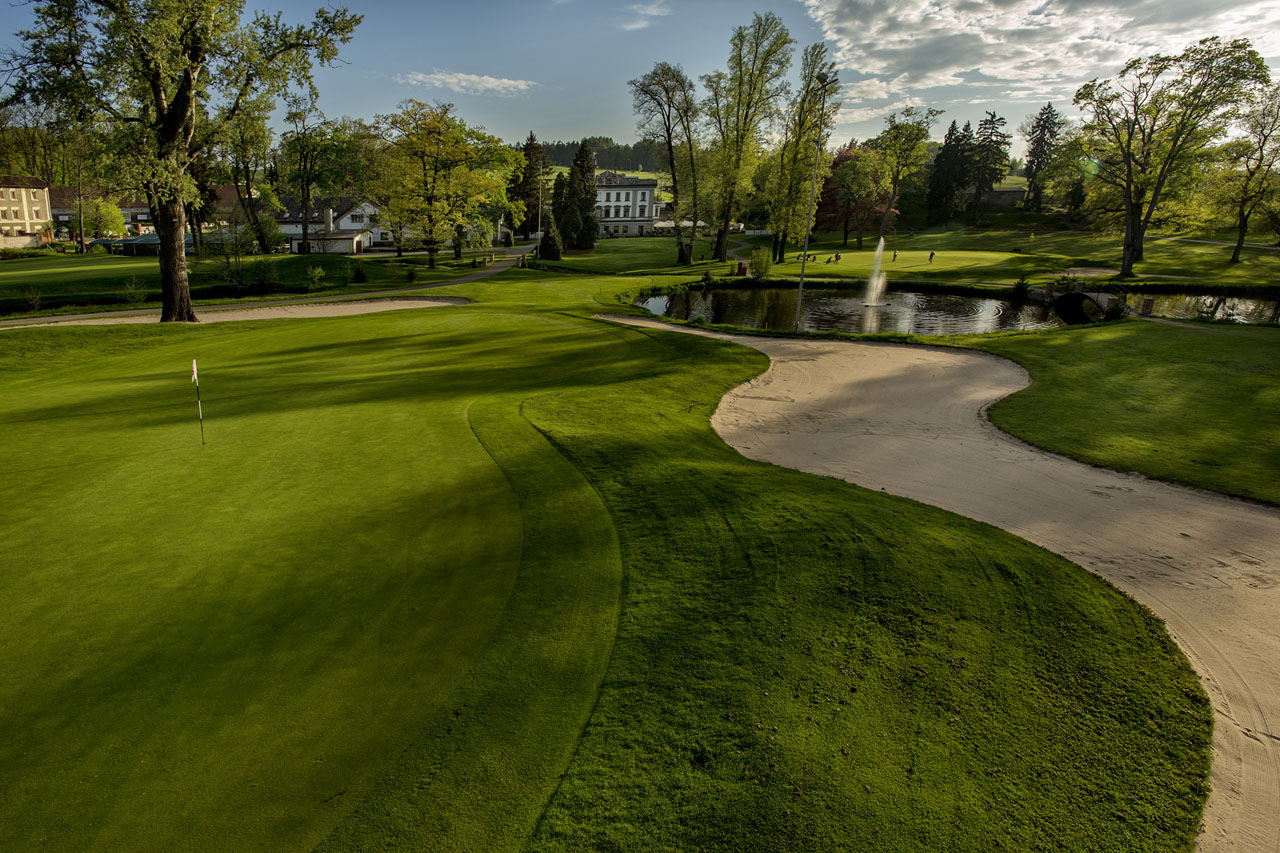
top-left (958, 319), bottom-right (1280, 506)
top-left (0, 251), bottom-right (491, 317)
top-left (0, 269), bottom-right (1212, 850)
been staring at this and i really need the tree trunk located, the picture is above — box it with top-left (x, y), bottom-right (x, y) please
top-left (454, 224), bottom-right (465, 260)
top-left (877, 186), bottom-right (898, 238)
top-left (1231, 204), bottom-right (1250, 264)
top-left (427, 243), bottom-right (437, 269)
top-left (153, 195), bottom-right (196, 322)
top-left (856, 225), bottom-right (864, 251)
top-left (842, 213), bottom-right (851, 247)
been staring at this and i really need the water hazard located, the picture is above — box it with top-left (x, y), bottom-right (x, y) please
top-left (640, 288), bottom-right (1067, 336)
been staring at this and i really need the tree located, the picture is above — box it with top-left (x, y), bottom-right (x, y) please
top-left (701, 12), bottom-right (794, 260)
top-left (539, 215), bottom-right (563, 261)
top-left (10, 0), bottom-right (360, 321)
top-left (971, 111), bottom-right (1012, 204)
top-left (764, 43), bottom-right (838, 262)
top-left (630, 62), bottom-right (701, 264)
top-left (926, 120), bottom-right (974, 222)
top-left (1074, 37), bottom-right (1269, 276)
top-left (219, 98), bottom-right (282, 255)
top-left (376, 100), bottom-right (521, 268)
top-left (564, 141), bottom-right (598, 250)
top-left (868, 107), bottom-right (943, 237)
top-left (819, 143), bottom-right (890, 248)
top-left (1219, 84), bottom-right (1280, 262)
top-left (510, 132), bottom-right (550, 238)
top-left (72, 197), bottom-right (127, 238)
top-left (1022, 103), bottom-right (1068, 212)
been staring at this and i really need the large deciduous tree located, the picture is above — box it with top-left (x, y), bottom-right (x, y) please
top-left (819, 143), bottom-right (890, 249)
top-left (10, 0), bottom-right (360, 321)
top-left (377, 100), bottom-right (520, 268)
top-left (630, 62), bottom-right (701, 264)
top-left (701, 12), bottom-right (794, 261)
top-left (1074, 37), bottom-right (1268, 276)
top-left (868, 107), bottom-right (942, 237)
top-left (1219, 84), bottom-right (1280, 262)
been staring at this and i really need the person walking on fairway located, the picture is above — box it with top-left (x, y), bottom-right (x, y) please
top-left (892, 249), bottom-right (898, 262)
top-left (929, 251), bottom-right (935, 264)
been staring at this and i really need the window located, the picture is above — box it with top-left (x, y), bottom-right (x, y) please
top-left (605, 192), bottom-right (611, 202)
top-left (32, 208), bottom-right (40, 219)
top-left (614, 206), bottom-right (621, 217)
top-left (623, 226), bottom-right (629, 233)
top-left (602, 208), bottom-right (609, 218)
top-left (625, 192), bottom-right (631, 201)
top-left (639, 206), bottom-right (646, 218)
top-left (640, 191), bottom-right (646, 201)
top-left (31, 190), bottom-right (38, 200)
top-left (350, 213), bottom-right (364, 223)
top-left (8, 190), bottom-right (15, 200)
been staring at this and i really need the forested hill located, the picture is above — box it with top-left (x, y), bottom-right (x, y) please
top-left (542, 136), bottom-right (663, 170)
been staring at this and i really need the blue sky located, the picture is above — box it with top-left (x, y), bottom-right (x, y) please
top-left (8, 0), bottom-right (1280, 154)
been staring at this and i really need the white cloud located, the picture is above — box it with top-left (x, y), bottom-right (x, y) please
top-left (802, 0), bottom-right (1280, 123)
top-left (395, 70), bottom-right (539, 97)
top-left (618, 0), bottom-right (671, 30)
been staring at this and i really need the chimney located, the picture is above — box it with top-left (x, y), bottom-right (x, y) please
top-left (324, 208), bottom-right (334, 232)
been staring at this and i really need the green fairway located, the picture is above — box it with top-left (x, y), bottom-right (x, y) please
top-left (958, 320), bottom-right (1280, 506)
top-left (0, 251), bottom-right (491, 317)
top-left (0, 270), bottom-right (1211, 850)
top-left (547, 235), bottom-right (725, 276)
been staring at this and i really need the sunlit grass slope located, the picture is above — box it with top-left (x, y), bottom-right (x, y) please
top-left (0, 269), bottom-right (1211, 850)
top-left (959, 319), bottom-right (1280, 505)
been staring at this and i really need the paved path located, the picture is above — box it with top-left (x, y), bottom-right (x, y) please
top-left (0, 253), bottom-right (521, 329)
top-left (603, 314), bottom-right (1280, 853)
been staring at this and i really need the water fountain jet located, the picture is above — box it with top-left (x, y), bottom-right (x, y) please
top-left (865, 237), bottom-right (889, 307)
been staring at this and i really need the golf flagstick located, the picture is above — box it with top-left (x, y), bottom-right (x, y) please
top-left (191, 358), bottom-right (205, 445)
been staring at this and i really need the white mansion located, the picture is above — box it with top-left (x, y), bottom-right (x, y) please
top-left (595, 171), bottom-right (661, 236)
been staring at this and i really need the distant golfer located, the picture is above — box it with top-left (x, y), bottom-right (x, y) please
top-left (929, 251), bottom-right (935, 264)
top-left (892, 250), bottom-right (898, 262)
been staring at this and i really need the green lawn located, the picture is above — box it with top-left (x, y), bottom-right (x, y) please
top-left (0, 251), bottom-right (494, 317)
top-left (958, 319), bottom-right (1280, 506)
top-left (548, 235), bottom-right (726, 275)
top-left (0, 270), bottom-right (1211, 850)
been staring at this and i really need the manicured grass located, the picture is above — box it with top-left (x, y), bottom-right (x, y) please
top-left (0, 271), bottom-right (1211, 849)
top-left (0, 251), bottom-right (492, 317)
top-left (547, 236), bottom-right (725, 276)
top-left (957, 319), bottom-right (1280, 506)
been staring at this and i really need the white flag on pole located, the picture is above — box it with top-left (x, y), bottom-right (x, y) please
top-left (191, 359), bottom-right (198, 384)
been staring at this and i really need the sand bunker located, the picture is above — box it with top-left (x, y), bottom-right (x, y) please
top-left (602, 314), bottom-right (1280, 853)
top-left (35, 297), bottom-right (470, 327)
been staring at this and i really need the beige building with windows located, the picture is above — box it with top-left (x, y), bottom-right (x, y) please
top-left (595, 171), bottom-right (660, 236)
top-left (0, 176), bottom-right (52, 247)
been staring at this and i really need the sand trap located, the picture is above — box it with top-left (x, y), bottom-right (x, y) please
top-left (602, 314), bottom-right (1280, 853)
top-left (1062, 266), bottom-right (1122, 277)
top-left (40, 297), bottom-right (469, 326)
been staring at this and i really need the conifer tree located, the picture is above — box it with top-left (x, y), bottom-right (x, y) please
top-left (511, 131), bottom-right (550, 237)
top-left (927, 120), bottom-right (973, 221)
top-left (972, 111), bottom-right (1012, 204)
top-left (563, 140), bottom-right (597, 250)
top-left (539, 214), bottom-right (563, 260)
top-left (1022, 103), bottom-right (1067, 212)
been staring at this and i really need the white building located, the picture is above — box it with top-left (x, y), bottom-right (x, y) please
top-left (595, 171), bottom-right (660, 237)
top-left (0, 176), bottom-right (52, 247)
top-left (277, 197), bottom-right (377, 254)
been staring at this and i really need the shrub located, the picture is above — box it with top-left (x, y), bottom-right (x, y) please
top-left (540, 219), bottom-right (563, 261)
top-left (24, 286), bottom-right (42, 312)
top-left (405, 264), bottom-right (416, 283)
top-left (351, 260), bottom-right (366, 283)
top-left (122, 276), bottom-right (148, 304)
top-left (502, 230), bottom-right (514, 248)
top-left (748, 247), bottom-right (773, 281)
top-left (86, 244), bottom-right (107, 255)
top-left (306, 265), bottom-right (326, 292)
top-left (1011, 276), bottom-right (1031, 301)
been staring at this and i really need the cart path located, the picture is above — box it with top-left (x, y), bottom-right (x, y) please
top-left (602, 314), bottom-right (1280, 853)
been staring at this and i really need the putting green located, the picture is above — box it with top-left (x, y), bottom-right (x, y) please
top-left (0, 308), bottom-right (623, 850)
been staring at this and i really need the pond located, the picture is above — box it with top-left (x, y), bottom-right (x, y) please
top-left (638, 288), bottom-right (1067, 336)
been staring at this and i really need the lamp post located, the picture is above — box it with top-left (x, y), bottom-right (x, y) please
top-left (793, 71), bottom-right (838, 332)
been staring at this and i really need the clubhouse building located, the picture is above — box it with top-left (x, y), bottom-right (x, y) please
top-left (595, 171), bottom-right (660, 237)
